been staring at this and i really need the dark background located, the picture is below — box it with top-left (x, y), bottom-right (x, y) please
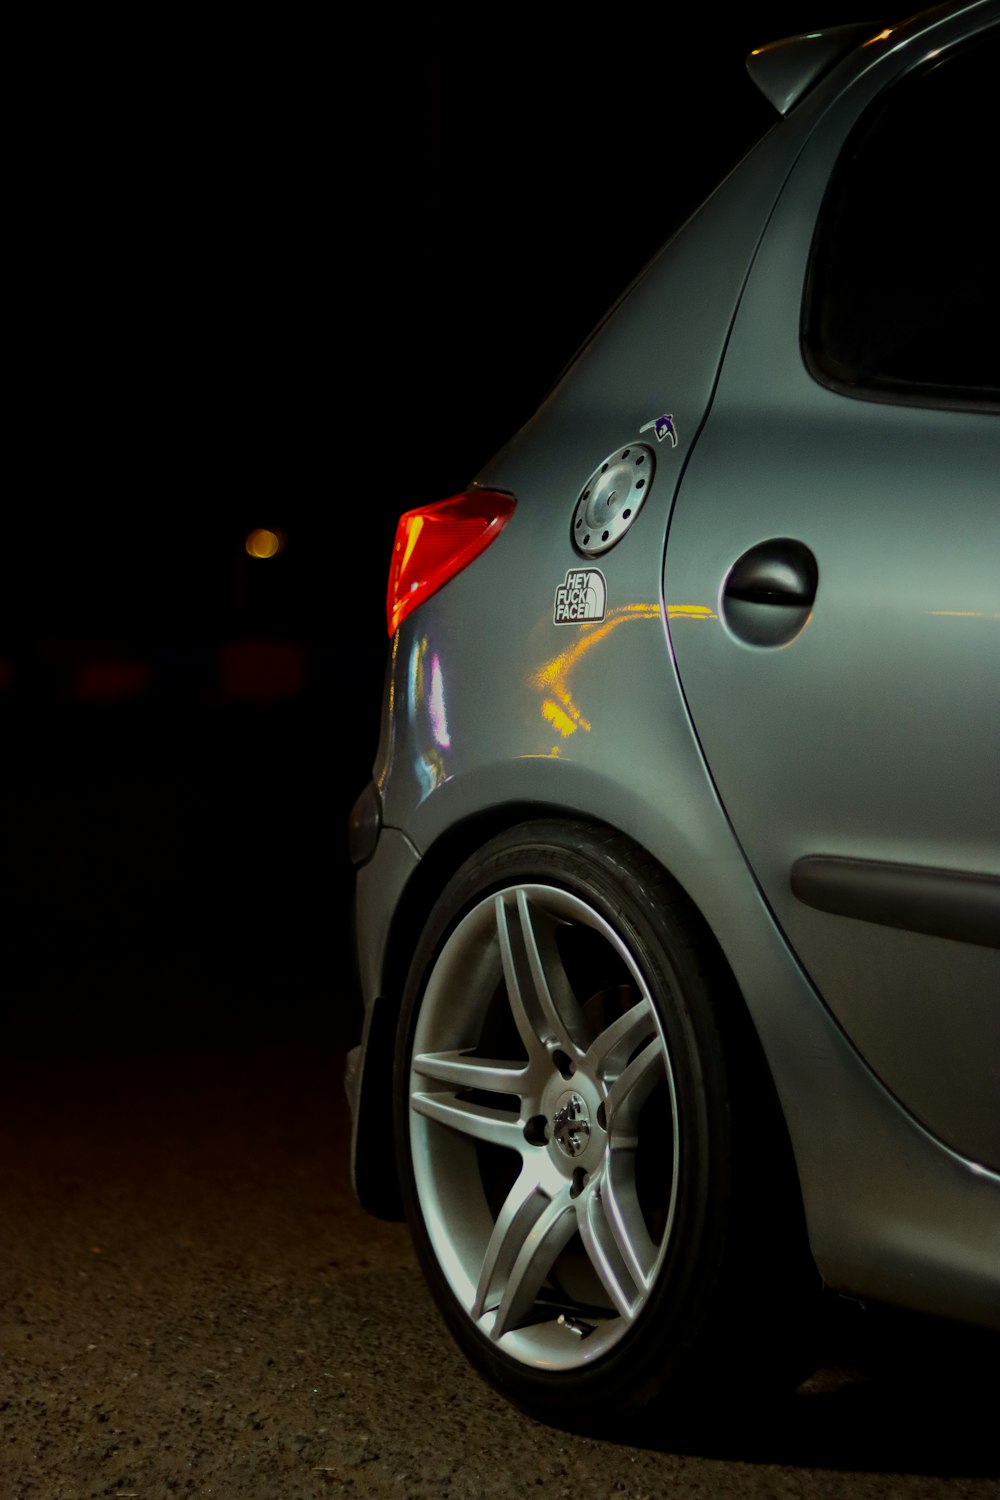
top-left (8, 22), bottom-right (1000, 1493)
top-left (5, 5), bottom-right (886, 1053)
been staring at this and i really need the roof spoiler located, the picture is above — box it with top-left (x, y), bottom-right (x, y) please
top-left (747, 21), bottom-right (883, 113)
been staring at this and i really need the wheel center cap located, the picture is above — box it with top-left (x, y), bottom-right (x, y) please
top-left (551, 1091), bottom-right (591, 1158)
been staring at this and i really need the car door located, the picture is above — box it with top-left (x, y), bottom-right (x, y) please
top-left (664, 23), bottom-right (1000, 1168)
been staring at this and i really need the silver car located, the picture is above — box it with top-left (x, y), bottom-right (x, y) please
top-left (347, 0), bottom-right (999, 1431)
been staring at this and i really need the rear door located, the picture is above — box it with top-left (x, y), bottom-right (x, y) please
top-left (664, 24), bottom-right (1000, 1167)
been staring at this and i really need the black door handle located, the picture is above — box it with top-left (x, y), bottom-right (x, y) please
top-left (722, 539), bottom-right (818, 646)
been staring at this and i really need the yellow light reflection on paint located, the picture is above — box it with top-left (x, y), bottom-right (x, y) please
top-left (377, 634), bottom-right (401, 796)
top-left (387, 632), bottom-right (398, 716)
top-left (408, 636), bottom-right (428, 719)
top-left (929, 610), bottom-right (1000, 618)
top-left (865, 27), bottom-right (894, 44)
top-left (528, 601), bottom-right (718, 755)
top-left (542, 701), bottom-right (580, 738)
top-left (531, 603), bottom-right (660, 752)
top-left (245, 528), bottom-right (285, 559)
top-left (667, 604), bottom-right (717, 620)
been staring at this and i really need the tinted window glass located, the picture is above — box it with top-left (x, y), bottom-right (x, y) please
top-left (804, 30), bottom-right (999, 409)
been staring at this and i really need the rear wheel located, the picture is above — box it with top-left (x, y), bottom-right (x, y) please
top-left (395, 820), bottom-right (812, 1430)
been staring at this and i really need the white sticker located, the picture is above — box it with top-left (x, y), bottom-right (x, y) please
top-left (554, 568), bottom-right (607, 625)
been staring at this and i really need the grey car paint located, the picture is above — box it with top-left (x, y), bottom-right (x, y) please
top-left (666, 11), bottom-right (1000, 1168)
top-left (350, 1), bottom-right (1000, 1333)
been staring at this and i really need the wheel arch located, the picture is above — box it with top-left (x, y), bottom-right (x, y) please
top-left (353, 801), bottom-right (810, 1260)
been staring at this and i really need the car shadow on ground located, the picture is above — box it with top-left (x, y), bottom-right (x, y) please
top-left (633, 1303), bottom-right (1000, 1477)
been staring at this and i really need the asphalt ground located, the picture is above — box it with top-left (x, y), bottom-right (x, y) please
top-left (2, 1039), bottom-right (999, 1500)
top-left (1, 707), bottom-right (998, 1498)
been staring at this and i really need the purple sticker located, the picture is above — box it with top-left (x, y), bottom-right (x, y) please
top-left (640, 413), bottom-right (678, 448)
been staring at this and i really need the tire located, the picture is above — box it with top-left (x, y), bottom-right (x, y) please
top-left (394, 819), bottom-right (813, 1432)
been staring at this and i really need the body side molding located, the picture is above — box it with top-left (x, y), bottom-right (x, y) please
top-left (791, 855), bottom-right (1000, 948)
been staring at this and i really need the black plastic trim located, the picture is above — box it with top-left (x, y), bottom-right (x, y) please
top-left (791, 855), bottom-right (1000, 948)
top-left (348, 994), bottom-right (404, 1221)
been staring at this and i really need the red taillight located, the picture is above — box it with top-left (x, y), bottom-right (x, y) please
top-left (386, 490), bottom-right (516, 636)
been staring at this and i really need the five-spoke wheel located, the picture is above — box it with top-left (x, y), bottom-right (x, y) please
top-left (408, 881), bottom-right (678, 1366)
top-left (395, 821), bottom-right (799, 1428)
